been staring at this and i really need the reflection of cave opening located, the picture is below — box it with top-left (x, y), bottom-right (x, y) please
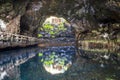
top-left (38, 46), bottom-right (76, 74)
top-left (38, 16), bottom-right (74, 38)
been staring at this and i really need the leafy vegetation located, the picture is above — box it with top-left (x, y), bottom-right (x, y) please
top-left (38, 17), bottom-right (67, 38)
top-left (106, 78), bottom-right (115, 80)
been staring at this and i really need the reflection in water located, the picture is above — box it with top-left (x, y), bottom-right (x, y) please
top-left (39, 47), bottom-right (75, 74)
top-left (0, 46), bottom-right (120, 80)
top-left (0, 46), bottom-right (40, 80)
top-left (0, 71), bottom-right (7, 80)
top-left (77, 44), bottom-right (120, 66)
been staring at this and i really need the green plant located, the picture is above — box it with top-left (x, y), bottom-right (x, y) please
top-left (38, 20), bottom-right (67, 38)
top-left (38, 34), bottom-right (43, 38)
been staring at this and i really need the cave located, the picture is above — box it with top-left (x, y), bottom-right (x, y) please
top-left (0, 0), bottom-right (119, 49)
top-left (18, 0), bottom-right (120, 43)
top-left (0, 0), bottom-right (119, 38)
top-left (0, 0), bottom-right (120, 80)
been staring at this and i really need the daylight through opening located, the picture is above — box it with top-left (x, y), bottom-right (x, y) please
top-left (38, 16), bottom-right (74, 38)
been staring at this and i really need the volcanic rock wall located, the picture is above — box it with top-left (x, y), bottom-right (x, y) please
top-left (0, 0), bottom-right (120, 37)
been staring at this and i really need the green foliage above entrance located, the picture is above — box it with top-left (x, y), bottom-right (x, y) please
top-left (38, 16), bottom-right (68, 38)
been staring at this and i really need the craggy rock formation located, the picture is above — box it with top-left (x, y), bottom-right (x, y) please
top-left (20, 1), bottom-right (43, 36)
top-left (0, 0), bottom-right (29, 34)
top-left (6, 15), bottom-right (21, 34)
top-left (0, 0), bottom-right (120, 37)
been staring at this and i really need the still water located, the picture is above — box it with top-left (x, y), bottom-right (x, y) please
top-left (0, 46), bottom-right (120, 80)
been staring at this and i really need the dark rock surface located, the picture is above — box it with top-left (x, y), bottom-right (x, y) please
top-left (0, 0), bottom-right (120, 37)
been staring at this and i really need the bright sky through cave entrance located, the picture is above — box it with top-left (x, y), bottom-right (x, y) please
top-left (43, 16), bottom-right (66, 26)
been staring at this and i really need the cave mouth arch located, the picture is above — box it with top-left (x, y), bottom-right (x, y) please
top-left (38, 16), bottom-right (74, 39)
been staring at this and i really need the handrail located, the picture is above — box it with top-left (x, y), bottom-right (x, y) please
top-left (0, 31), bottom-right (40, 48)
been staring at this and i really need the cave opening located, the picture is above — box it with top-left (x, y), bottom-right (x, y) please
top-left (38, 16), bottom-right (75, 39)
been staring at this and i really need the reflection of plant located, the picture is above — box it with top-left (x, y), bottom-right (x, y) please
top-left (38, 47), bottom-right (75, 74)
top-left (38, 53), bottom-right (43, 57)
top-left (43, 52), bottom-right (55, 66)
top-left (38, 51), bottom-right (72, 69)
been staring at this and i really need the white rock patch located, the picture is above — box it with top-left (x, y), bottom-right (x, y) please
top-left (0, 19), bottom-right (6, 31)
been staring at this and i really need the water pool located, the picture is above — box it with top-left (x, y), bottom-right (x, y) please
top-left (0, 46), bottom-right (120, 80)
